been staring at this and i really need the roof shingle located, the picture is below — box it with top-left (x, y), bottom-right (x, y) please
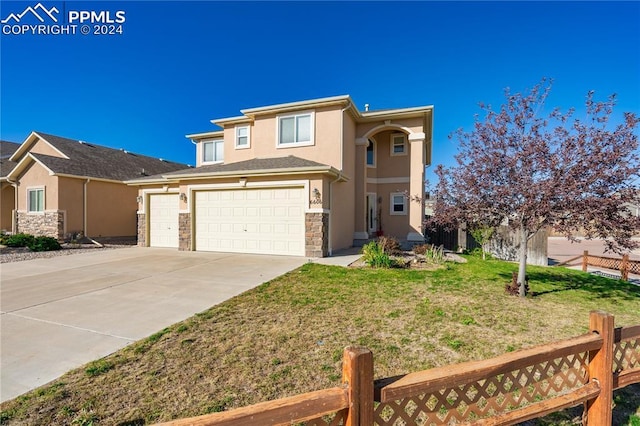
top-left (26, 132), bottom-right (188, 181)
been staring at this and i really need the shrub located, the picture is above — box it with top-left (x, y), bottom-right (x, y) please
top-left (413, 244), bottom-right (430, 255)
top-left (378, 236), bottom-right (401, 255)
top-left (5, 233), bottom-right (35, 248)
top-left (361, 241), bottom-right (394, 268)
top-left (28, 236), bottom-right (61, 252)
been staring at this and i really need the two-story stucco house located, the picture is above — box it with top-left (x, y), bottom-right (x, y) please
top-left (127, 95), bottom-right (433, 257)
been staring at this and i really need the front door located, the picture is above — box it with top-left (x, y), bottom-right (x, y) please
top-left (367, 193), bottom-right (377, 236)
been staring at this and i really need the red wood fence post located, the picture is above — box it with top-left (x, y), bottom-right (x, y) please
top-left (585, 311), bottom-right (614, 425)
top-left (582, 251), bottom-right (589, 272)
top-left (621, 254), bottom-right (629, 281)
top-left (342, 346), bottom-right (374, 426)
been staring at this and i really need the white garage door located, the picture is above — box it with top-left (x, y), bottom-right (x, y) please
top-left (149, 194), bottom-right (179, 248)
top-left (195, 187), bottom-right (305, 256)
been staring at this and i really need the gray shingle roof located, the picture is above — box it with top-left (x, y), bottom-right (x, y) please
top-left (164, 156), bottom-right (331, 176)
top-left (1, 141), bottom-right (21, 178)
top-left (27, 132), bottom-right (188, 181)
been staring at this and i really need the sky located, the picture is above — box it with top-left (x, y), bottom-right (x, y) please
top-left (1, 1), bottom-right (639, 180)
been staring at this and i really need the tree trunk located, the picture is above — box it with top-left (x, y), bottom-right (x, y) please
top-left (517, 226), bottom-right (528, 297)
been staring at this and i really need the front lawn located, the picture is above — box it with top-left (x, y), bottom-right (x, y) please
top-left (1, 256), bottom-right (639, 425)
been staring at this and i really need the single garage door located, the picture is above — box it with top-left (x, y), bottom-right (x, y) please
top-left (149, 193), bottom-right (179, 248)
top-left (195, 187), bottom-right (305, 256)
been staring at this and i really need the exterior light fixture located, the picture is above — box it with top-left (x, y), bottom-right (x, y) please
top-left (180, 193), bottom-right (188, 202)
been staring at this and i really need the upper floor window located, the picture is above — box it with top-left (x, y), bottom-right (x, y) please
top-left (366, 139), bottom-right (376, 167)
top-left (390, 133), bottom-right (407, 156)
top-left (277, 111), bottom-right (314, 147)
top-left (28, 188), bottom-right (44, 213)
top-left (390, 192), bottom-right (407, 215)
top-left (203, 139), bottom-right (224, 164)
top-left (235, 125), bottom-right (250, 149)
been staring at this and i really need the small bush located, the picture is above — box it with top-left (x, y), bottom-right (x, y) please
top-left (28, 236), bottom-right (61, 252)
top-left (378, 236), bottom-right (401, 255)
top-left (362, 241), bottom-right (394, 268)
top-left (5, 233), bottom-right (35, 248)
top-left (413, 244), bottom-right (430, 255)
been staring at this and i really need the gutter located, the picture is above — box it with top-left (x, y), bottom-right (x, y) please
top-left (328, 172), bottom-right (343, 256)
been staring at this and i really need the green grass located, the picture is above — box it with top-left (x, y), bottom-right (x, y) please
top-left (1, 256), bottom-right (638, 425)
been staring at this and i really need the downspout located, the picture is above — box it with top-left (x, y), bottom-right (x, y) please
top-left (8, 179), bottom-right (18, 234)
top-left (84, 178), bottom-right (90, 238)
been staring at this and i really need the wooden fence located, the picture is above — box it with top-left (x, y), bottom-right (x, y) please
top-left (559, 250), bottom-right (640, 281)
top-left (156, 311), bottom-right (640, 426)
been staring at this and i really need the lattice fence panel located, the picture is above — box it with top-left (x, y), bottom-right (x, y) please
top-left (587, 256), bottom-right (623, 271)
top-left (374, 352), bottom-right (589, 425)
top-left (627, 261), bottom-right (640, 275)
top-left (304, 408), bottom-right (348, 426)
top-left (613, 337), bottom-right (640, 373)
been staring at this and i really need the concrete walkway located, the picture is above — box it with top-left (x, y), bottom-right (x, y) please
top-left (0, 247), bottom-right (307, 402)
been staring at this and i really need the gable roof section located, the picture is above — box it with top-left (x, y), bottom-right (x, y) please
top-left (0, 141), bottom-right (21, 180)
top-left (126, 156), bottom-right (347, 184)
top-left (8, 132), bottom-right (188, 182)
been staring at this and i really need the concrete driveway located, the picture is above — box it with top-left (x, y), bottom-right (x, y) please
top-left (0, 247), bottom-right (306, 402)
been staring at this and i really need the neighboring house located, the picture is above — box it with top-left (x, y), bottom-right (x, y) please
top-left (6, 131), bottom-right (188, 240)
top-left (127, 95), bottom-right (433, 257)
top-left (1, 140), bottom-right (21, 232)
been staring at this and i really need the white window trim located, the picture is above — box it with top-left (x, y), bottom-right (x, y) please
top-left (390, 133), bottom-right (408, 156)
top-left (276, 110), bottom-right (315, 148)
top-left (27, 186), bottom-right (45, 214)
top-left (235, 125), bottom-right (251, 149)
top-left (366, 138), bottom-right (376, 168)
top-left (390, 192), bottom-right (407, 216)
top-left (202, 139), bottom-right (224, 165)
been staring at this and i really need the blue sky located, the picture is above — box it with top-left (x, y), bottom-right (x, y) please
top-left (1, 1), bottom-right (639, 177)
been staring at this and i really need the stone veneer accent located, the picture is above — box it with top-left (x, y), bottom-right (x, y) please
top-left (137, 213), bottom-right (146, 247)
top-left (16, 211), bottom-right (64, 239)
top-left (179, 213), bottom-right (191, 251)
top-left (305, 212), bottom-right (329, 257)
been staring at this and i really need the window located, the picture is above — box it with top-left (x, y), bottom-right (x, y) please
top-left (390, 133), bottom-right (407, 156)
top-left (366, 139), bottom-right (376, 167)
top-left (203, 139), bottom-right (224, 163)
top-left (390, 192), bottom-right (407, 215)
top-left (277, 112), bottom-right (314, 147)
top-left (28, 188), bottom-right (44, 213)
top-left (235, 125), bottom-right (250, 149)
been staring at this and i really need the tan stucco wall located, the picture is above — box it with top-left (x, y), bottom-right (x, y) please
top-left (368, 131), bottom-right (411, 178)
top-left (87, 180), bottom-right (138, 237)
top-left (1, 183), bottom-right (15, 232)
top-left (375, 182), bottom-right (410, 240)
top-left (330, 111), bottom-right (357, 251)
top-left (28, 139), bottom-right (66, 158)
top-left (57, 176), bottom-right (85, 235)
top-left (200, 106), bottom-right (345, 170)
top-left (15, 161), bottom-right (58, 211)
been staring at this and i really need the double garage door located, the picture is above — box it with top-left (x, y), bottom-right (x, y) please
top-left (149, 188), bottom-right (305, 256)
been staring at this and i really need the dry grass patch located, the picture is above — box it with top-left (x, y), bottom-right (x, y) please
top-left (1, 257), bottom-right (639, 425)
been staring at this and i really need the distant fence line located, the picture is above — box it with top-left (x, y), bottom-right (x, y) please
top-left (156, 311), bottom-right (640, 426)
top-left (559, 250), bottom-right (640, 281)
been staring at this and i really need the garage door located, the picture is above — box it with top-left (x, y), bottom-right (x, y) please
top-left (195, 187), bottom-right (305, 256)
top-left (149, 194), bottom-right (179, 248)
